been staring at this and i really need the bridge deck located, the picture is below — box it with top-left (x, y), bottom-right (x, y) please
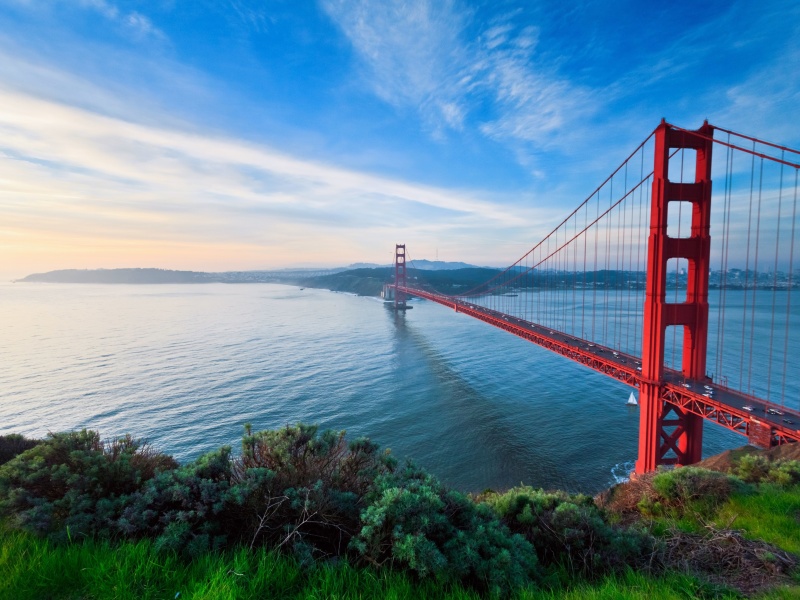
top-left (399, 286), bottom-right (800, 447)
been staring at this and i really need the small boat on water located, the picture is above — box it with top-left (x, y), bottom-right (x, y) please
top-left (626, 392), bottom-right (638, 406)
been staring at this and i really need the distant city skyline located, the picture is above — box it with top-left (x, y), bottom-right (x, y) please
top-left (1, 0), bottom-right (798, 280)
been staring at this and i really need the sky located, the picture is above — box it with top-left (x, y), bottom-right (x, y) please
top-left (0, 0), bottom-right (799, 278)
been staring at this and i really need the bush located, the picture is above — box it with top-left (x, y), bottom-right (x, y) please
top-left (648, 467), bottom-right (746, 519)
top-left (229, 423), bottom-right (397, 562)
top-left (350, 462), bottom-right (539, 595)
top-left (117, 447), bottom-right (234, 557)
top-left (0, 430), bottom-right (176, 541)
top-left (734, 454), bottom-right (800, 487)
top-left (485, 486), bottom-right (655, 579)
top-left (0, 434), bottom-right (40, 466)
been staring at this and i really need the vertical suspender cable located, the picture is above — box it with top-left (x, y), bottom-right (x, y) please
top-left (635, 152), bottom-right (645, 358)
top-left (581, 198), bottom-right (589, 340)
top-left (572, 212), bottom-right (577, 336)
top-left (615, 164), bottom-right (626, 349)
top-left (607, 181), bottom-right (613, 344)
top-left (626, 162), bottom-right (635, 354)
top-left (766, 155), bottom-right (785, 402)
top-left (593, 191), bottom-right (599, 341)
top-left (781, 170), bottom-right (798, 407)
top-left (740, 145), bottom-right (756, 391)
top-left (747, 158), bottom-right (764, 395)
top-left (716, 138), bottom-right (734, 383)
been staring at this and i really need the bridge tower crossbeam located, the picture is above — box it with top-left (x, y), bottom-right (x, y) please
top-left (636, 120), bottom-right (714, 474)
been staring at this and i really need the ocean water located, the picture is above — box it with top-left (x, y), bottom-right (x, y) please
top-left (0, 282), bottom-right (757, 494)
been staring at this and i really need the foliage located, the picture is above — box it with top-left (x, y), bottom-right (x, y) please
top-left (485, 486), bottom-right (656, 579)
top-left (733, 454), bottom-right (800, 487)
top-left (4, 424), bottom-right (798, 597)
top-left (117, 446), bottom-right (235, 557)
top-left (640, 467), bottom-right (746, 520)
top-left (229, 423), bottom-right (397, 562)
top-left (115, 423), bottom-right (399, 560)
top-left (0, 430), bottom-right (176, 542)
top-left (0, 434), bottom-right (40, 467)
top-left (350, 462), bottom-right (539, 596)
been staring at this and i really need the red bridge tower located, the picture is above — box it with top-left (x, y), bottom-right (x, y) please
top-left (636, 120), bottom-right (714, 474)
top-left (394, 243), bottom-right (407, 310)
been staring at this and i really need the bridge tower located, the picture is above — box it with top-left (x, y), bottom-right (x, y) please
top-left (394, 243), bottom-right (407, 310)
top-left (636, 120), bottom-right (714, 474)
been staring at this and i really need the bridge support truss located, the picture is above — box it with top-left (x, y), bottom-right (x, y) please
top-left (636, 120), bottom-right (714, 474)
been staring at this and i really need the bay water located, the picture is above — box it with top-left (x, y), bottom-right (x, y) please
top-left (0, 282), bottom-right (758, 494)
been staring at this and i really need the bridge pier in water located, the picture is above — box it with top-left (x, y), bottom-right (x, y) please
top-left (636, 120), bottom-right (713, 474)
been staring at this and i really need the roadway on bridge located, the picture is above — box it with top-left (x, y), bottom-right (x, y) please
top-left (442, 296), bottom-right (800, 437)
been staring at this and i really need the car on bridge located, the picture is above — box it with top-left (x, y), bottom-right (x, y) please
top-left (743, 405), bottom-right (754, 412)
top-left (767, 408), bottom-right (784, 416)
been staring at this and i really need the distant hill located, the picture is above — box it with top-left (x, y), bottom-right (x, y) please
top-left (297, 268), bottom-right (395, 296)
top-left (293, 266), bottom-right (502, 296)
top-left (344, 260), bottom-right (482, 271)
top-left (18, 268), bottom-right (218, 284)
top-left (16, 260), bottom-right (485, 286)
top-left (407, 259), bottom-right (484, 271)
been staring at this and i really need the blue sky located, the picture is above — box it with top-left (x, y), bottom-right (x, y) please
top-left (0, 0), bottom-right (798, 277)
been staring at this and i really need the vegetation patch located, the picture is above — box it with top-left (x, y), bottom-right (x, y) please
top-left (597, 446), bottom-right (800, 597)
top-left (0, 430), bottom-right (176, 542)
top-left (483, 486), bottom-right (655, 580)
top-left (2, 429), bottom-right (799, 598)
top-left (351, 462), bottom-right (539, 595)
top-left (0, 434), bottom-right (40, 467)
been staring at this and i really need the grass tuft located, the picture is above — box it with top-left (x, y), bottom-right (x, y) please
top-left (713, 483), bottom-right (800, 555)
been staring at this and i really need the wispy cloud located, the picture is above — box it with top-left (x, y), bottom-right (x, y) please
top-left (320, 0), bottom-right (473, 135)
top-left (712, 8), bottom-right (800, 143)
top-left (226, 0), bottom-right (273, 32)
top-left (0, 83), bottom-right (551, 274)
top-left (320, 0), bottom-right (596, 154)
top-left (8, 0), bottom-right (165, 41)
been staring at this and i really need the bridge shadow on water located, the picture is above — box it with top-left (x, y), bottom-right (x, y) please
top-left (379, 306), bottom-right (581, 494)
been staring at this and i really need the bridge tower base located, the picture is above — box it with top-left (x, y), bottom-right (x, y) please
top-left (636, 120), bottom-right (713, 474)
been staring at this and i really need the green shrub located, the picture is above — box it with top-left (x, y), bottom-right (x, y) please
top-left (229, 423), bottom-right (397, 562)
top-left (117, 447), bottom-right (234, 557)
top-left (0, 430), bottom-right (176, 541)
top-left (485, 486), bottom-right (655, 578)
top-left (0, 434), bottom-right (40, 466)
top-left (649, 466), bottom-right (746, 519)
top-left (734, 454), bottom-right (800, 487)
top-left (733, 454), bottom-right (772, 484)
top-left (766, 459), bottom-right (800, 486)
top-left (350, 462), bottom-right (539, 596)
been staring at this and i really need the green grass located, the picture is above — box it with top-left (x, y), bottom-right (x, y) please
top-left (519, 569), bottom-right (740, 599)
top-left (712, 483), bottom-right (800, 555)
top-left (0, 526), bottom-right (483, 600)
top-left (0, 525), bottom-right (778, 600)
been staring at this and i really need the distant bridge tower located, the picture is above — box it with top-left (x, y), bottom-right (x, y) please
top-left (636, 120), bottom-right (714, 474)
top-left (394, 243), bottom-right (407, 310)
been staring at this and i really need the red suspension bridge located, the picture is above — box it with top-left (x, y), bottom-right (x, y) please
top-left (388, 120), bottom-right (800, 474)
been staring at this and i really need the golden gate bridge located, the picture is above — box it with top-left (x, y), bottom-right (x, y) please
top-left (388, 120), bottom-right (800, 474)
